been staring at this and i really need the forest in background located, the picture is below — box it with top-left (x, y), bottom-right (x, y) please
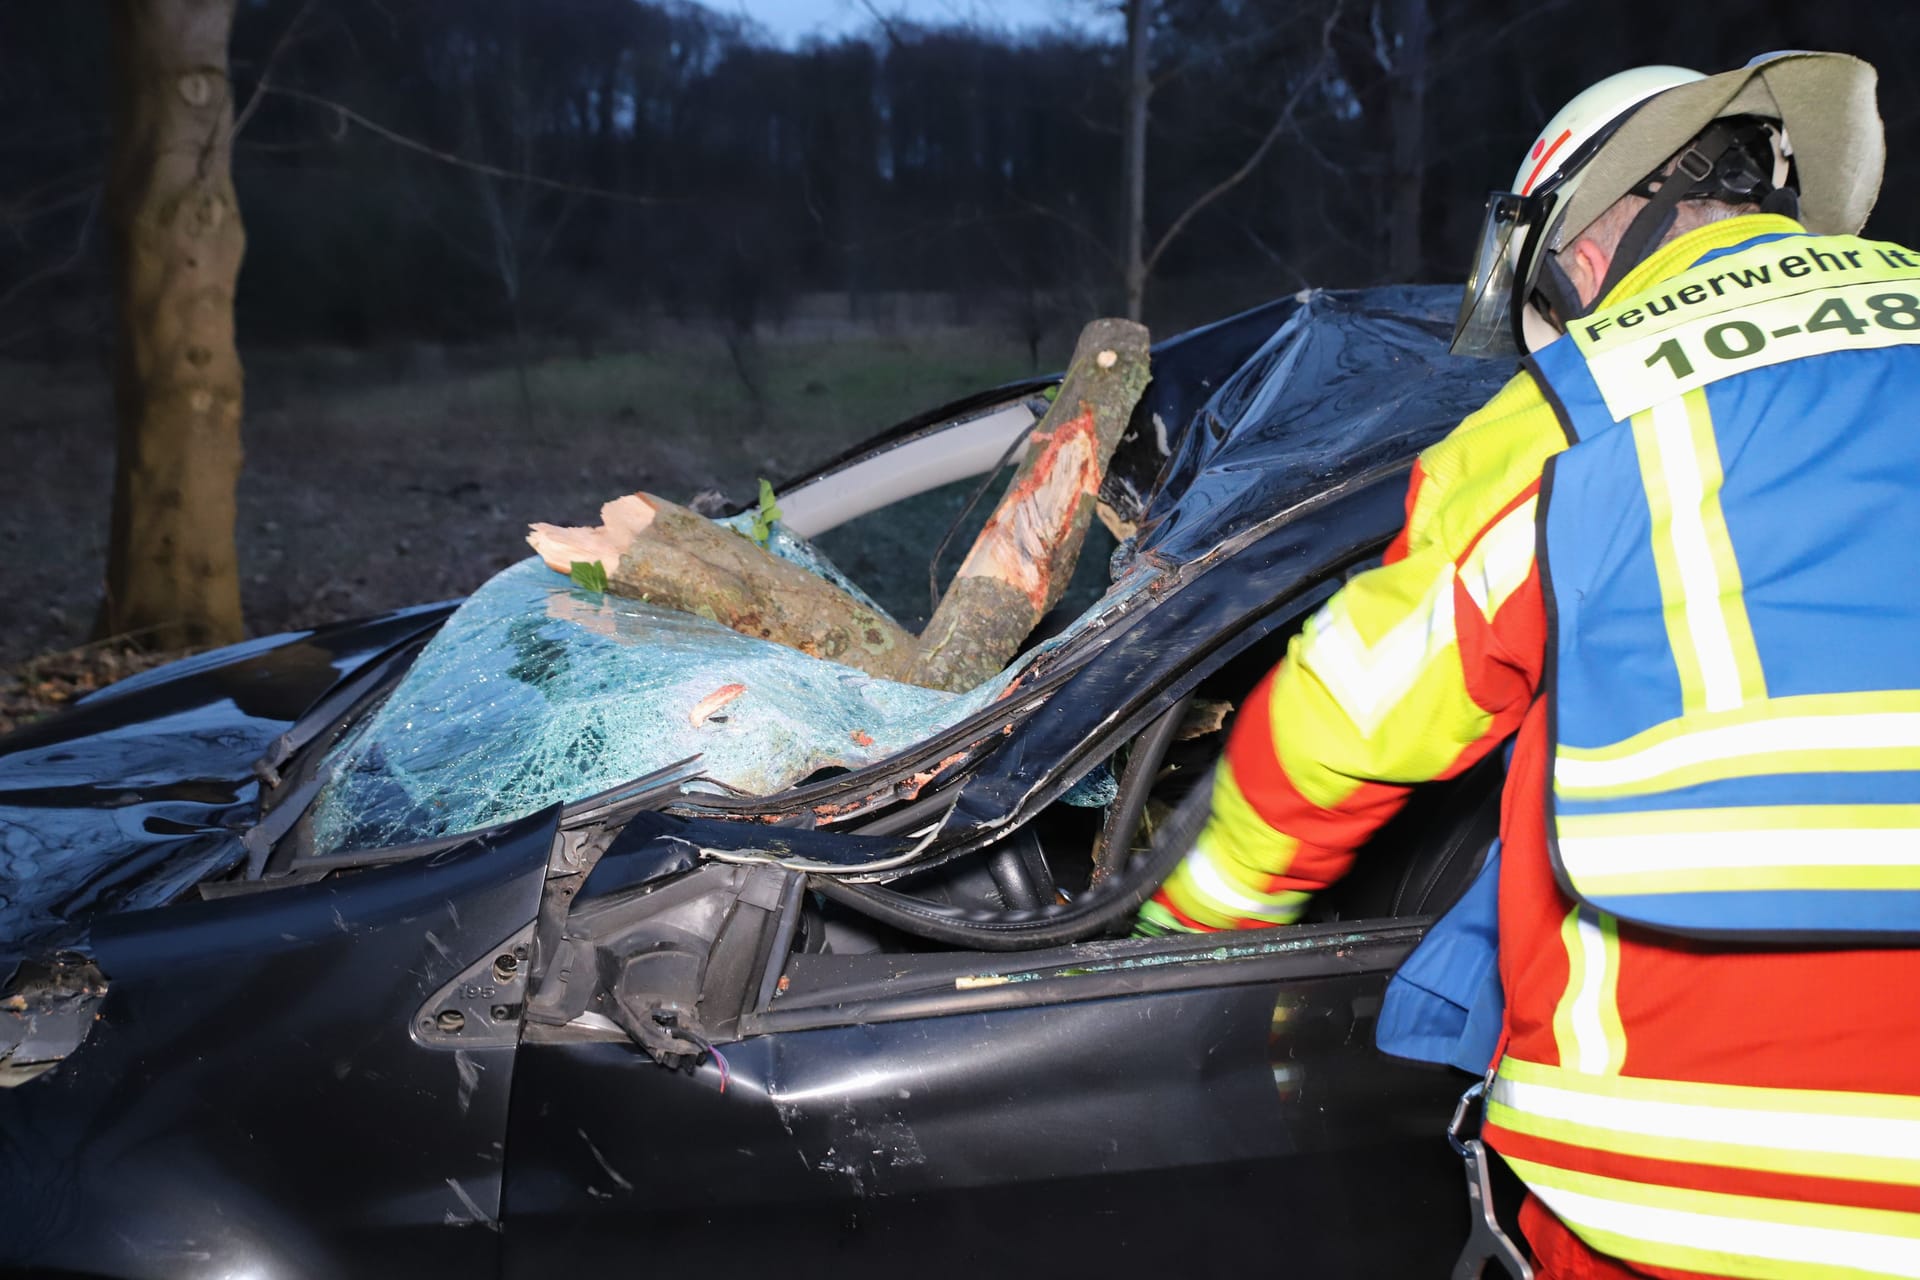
top-left (7, 0), bottom-right (1911, 359)
top-left (0, 0), bottom-right (1914, 717)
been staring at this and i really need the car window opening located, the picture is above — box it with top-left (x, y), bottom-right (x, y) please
top-left (781, 610), bottom-right (1503, 969)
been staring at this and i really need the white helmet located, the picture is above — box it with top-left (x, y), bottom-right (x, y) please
top-left (1451, 52), bottom-right (1884, 356)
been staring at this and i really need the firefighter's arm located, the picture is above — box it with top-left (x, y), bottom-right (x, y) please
top-left (1139, 373), bottom-right (1560, 933)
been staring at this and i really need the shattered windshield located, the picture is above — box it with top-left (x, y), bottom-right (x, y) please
top-left (303, 285), bottom-right (1502, 858)
top-left (306, 534), bottom-right (1147, 857)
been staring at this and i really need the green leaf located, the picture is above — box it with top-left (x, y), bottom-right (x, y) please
top-left (749, 477), bottom-right (782, 546)
top-left (1042, 383), bottom-right (1061, 402)
top-left (569, 560), bottom-right (608, 593)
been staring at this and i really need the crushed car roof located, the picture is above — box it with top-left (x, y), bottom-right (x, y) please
top-left (0, 285), bottom-right (1508, 951)
top-left (304, 285), bottom-right (1508, 857)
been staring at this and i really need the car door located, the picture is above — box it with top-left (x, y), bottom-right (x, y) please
top-left (498, 845), bottom-right (1470, 1278)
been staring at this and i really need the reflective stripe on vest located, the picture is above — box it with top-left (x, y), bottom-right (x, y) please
top-left (1488, 1055), bottom-right (1920, 1279)
top-left (1530, 232), bottom-right (1920, 942)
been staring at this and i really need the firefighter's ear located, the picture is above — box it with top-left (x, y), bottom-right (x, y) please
top-left (1563, 234), bottom-right (1616, 310)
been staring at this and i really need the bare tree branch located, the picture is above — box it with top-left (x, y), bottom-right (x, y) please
top-left (1150, 12), bottom-right (1316, 92)
top-left (1224, 212), bottom-right (1311, 291)
top-left (1010, 191), bottom-right (1119, 269)
top-left (0, 187), bottom-right (99, 311)
top-left (1428, 0), bottom-right (1581, 76)
top-left (262, 85), bottom-right (677, 205)
top-left (231, 0), bottom-right (316, 139)
top-left (1144, 0), bottom-right (1345, 279)
top-left (0, 174), bottom-right (100, 239)
top-left (855, 0), bottom-right (911, 53)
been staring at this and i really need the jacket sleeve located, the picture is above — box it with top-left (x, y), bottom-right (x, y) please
top-left (1140, 372), bottom-right (1566, 933)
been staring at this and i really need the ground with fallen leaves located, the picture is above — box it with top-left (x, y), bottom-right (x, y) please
top-left (0, 642), bottom-right (196, 735)
top-left (0, 328), bottom-right (1042, 735)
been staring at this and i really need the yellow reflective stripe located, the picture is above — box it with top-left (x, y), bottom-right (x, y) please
top-left (1561, 692), bottom-right (1920, 764)
top-left (1511, 1155), bottom-right (1920, 1236)
top-left (1491, 1058), bottom-right (1920, 1187)
top-left (1295, 561), bottom-right (1457, 738)
top-left (1629, 390), bottom-right (1765, 715)
top-left (1487, 1099), bottom-right (1920, 1190)
top-left (1595, 915), bottom-right (1627, 1073)
top-left (1559, 805), bottom-right (1920, 895)
top-left (1551, 908), bottom-right (1585, 1068)
top-left (1550, 908), bottom-right (1626, 1074)
top-left (1261, 547), bottom-right (1496, 811)
top-left (1503, 1156), bottom-right (1920, 1279)
top-left (1631, 403), bottom-right (1710, 714)
top-left (1177, 845), bottom-right (1308, 921)
top-left (1499, 1056), bottom-right (1920, 1122)
top-left (1563, 1221), bottom-right (1912, 1280)
top-left (1562, 804), bottom-right (1920, 836)
top-left (1203, 761), bottom-right (1300, 872)
top-left (1683, 389), bottom-right (1768, 707)
top-left (1459, 495), bottom-right (1537, 621)
top-left (1576, 865), bottom-right (1920, 895)
top-left (1161, 763), bottom-right (1312, 928)
top-left (1555, 691), bottom-right (1920, 799)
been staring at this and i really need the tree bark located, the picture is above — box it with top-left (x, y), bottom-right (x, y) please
top-left (529, 318), bottom-right (1152, 692)
top-left (913, 317), bottom-right (1150, 690)
top-left (100, 0), bottom-right (246, 649)
top-left (530, 495), bottom-right (923, 682)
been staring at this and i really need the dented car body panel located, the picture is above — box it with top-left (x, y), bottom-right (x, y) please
top-left (503, 956), bottom-right (1464, 1278)
top-left (0, 286), bottom-right (1508, 1277)
top-left (0, 807), bottom-right (553, 1277)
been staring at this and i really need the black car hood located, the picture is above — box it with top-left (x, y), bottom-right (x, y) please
top-left (0, 604), bottom-right (455, 957)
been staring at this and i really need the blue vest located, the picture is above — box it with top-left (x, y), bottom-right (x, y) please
top-left (1529, 230), bottom-right (1920, 942)
top-left (1377, 230), bottom-right (1920, 1067)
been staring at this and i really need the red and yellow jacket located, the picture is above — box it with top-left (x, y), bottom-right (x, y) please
top-left (1144, 214), bottom-right (1920, 1280)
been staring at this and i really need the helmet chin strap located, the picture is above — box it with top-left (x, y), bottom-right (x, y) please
top-left (1536, 123), bottom-right (1740, 328)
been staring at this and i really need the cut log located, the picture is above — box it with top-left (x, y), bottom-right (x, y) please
top-left (526, 316), bottom-right (1152, 692)
top-left (911, 318), bottom-right (1150, 690)
top-left (529, 494), bottom-right (922, 682)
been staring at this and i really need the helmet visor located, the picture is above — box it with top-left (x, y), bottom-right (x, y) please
top-left (1449, 191), bottom-right (1531, 358)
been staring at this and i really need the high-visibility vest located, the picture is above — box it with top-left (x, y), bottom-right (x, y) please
top-left (1529, 230), bottom-right (1920, 943)
top-left (1483, 231), bottom-right (1920, 1279)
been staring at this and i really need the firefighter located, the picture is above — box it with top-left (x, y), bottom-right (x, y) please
top-left (1137, 53), bottom-right (1920, 1279)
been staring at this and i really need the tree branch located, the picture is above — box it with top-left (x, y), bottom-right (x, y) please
top-left (0, 187), bottom-right (99, 312)
top-left (1144, 0), bottom-right (1344, 278)
top-left (1149, 13), bottom-right (1316, 92)
top-left (1010, 191), bottom-right (1119, 270)
top-left (262, 85), bottom-right (677, 205)
top-left (1427, 0), bottom-right (1581, 76)
top-left (231, 0), bottom-right (315, 139)
top-left (1225, 212), bottom-right (1310, 291)
top-left (855, 0), bottom-right (911, 53)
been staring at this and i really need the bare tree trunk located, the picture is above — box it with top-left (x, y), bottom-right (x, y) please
top-left (100, 0), bottom-right (246, 649)
top-left (1387, 0), bottom-right (1429, 282)
top-left (1120, 0), bottom-right (1150, 322)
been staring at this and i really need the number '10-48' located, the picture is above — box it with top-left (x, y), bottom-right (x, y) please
top-left (1643, 292), bottom-right (1920, 378)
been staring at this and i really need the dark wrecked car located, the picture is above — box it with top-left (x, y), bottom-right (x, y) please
top-left (0, 287), bottom-right (1512, 1279)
